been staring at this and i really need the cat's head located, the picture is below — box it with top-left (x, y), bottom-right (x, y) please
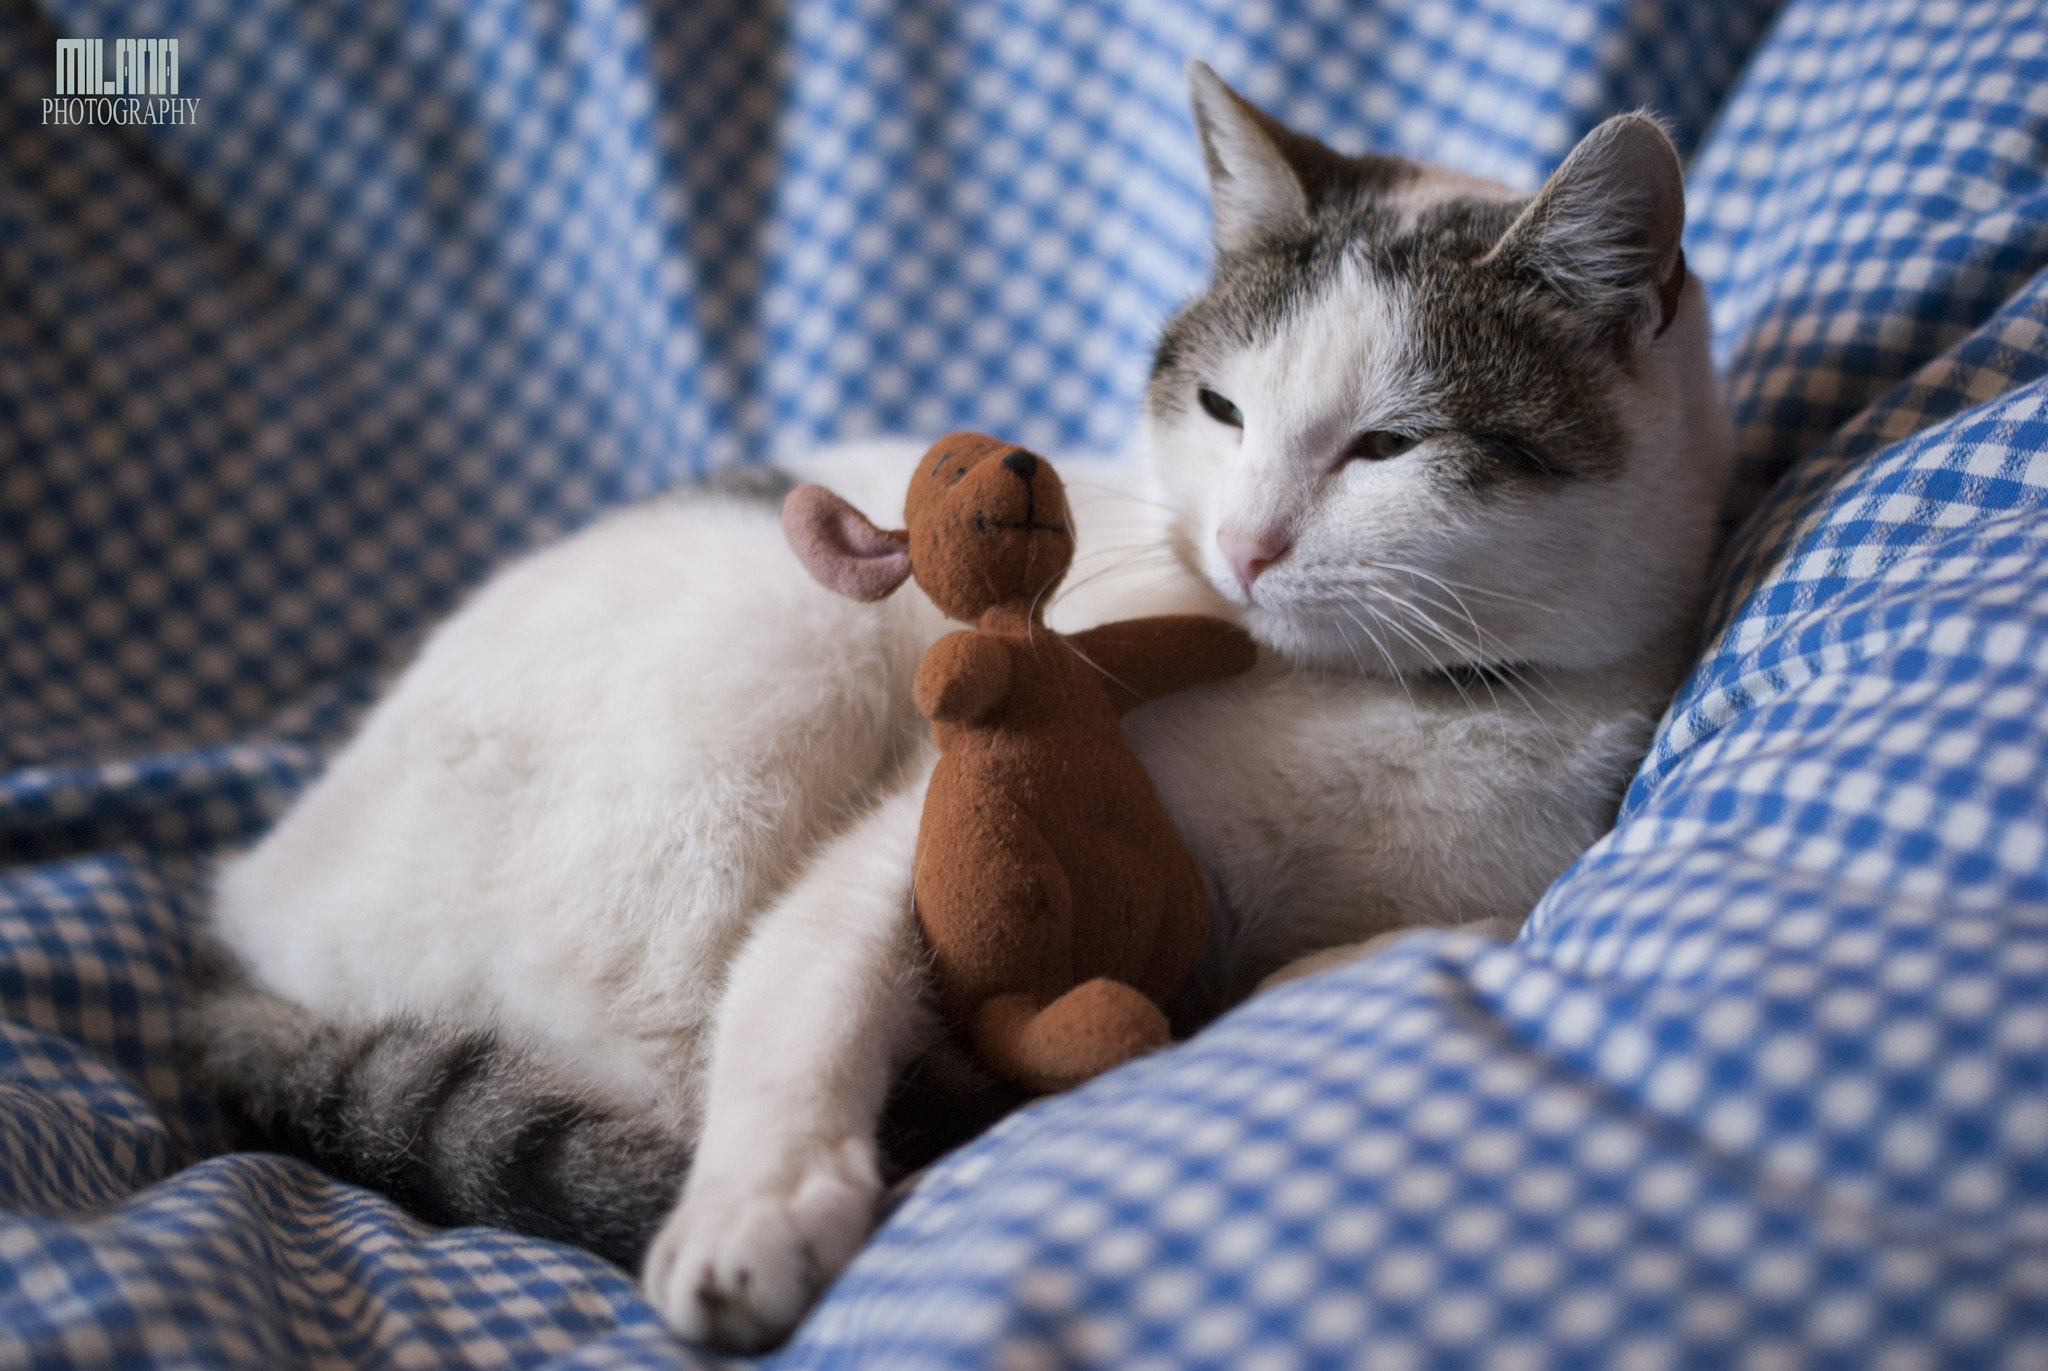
top-left (1145, 64), bottom-right (1732, 676)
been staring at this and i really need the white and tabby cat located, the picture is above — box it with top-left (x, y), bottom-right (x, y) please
top-left (191, 65), bottom-right (1732, 1352)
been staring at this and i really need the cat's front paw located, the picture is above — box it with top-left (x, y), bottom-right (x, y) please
top-left (642, 1135), bottom-right (881, 1352)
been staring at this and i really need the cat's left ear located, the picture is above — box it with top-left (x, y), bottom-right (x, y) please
top-left (1485, 113), bottom-right (1687, 340)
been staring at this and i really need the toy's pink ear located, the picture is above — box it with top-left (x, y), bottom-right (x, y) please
top-left (783, 483), bottom-right (913, 601)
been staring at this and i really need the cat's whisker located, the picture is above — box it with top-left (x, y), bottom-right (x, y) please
top-left (1387, 597), bottom-right (1569, 756)
top-left (1058, 553), bottom-right (1184, 586)
top-left (1336, 568), bottom-right (1511, 663)
top-left (1051, 551), bottom-right (1186, 606)
top-left (1337, 585), bottom-right (1549, 750)
top-left (1325, 572), bottom-right (1572, 739)
top-left (1338, 606), bottom-right (1415, 708)
top-left (1059, 480), bottom-right (1185, 520)
top-left (1331, 615), bottom-right (1386, 688)
top-left (1365, 602), bottom-right (1489, 717)
top-left (1380, 588), bottom-right (1508, 672)
top-left (1397, 589), bottom-right (1572, 719)
top-left (1396, 586), bottom-right (1514, 669)
top-left (1479, 654), bottom-right (1569, 718)
top-left (1360, 576), bottom-right (1531, 683)
top-left (1378, 570), bottom-right (1503, 659)
top-left (1383, 596), bottom-right (1516, 742)
top-left (1382, 581), bottom-right (1493, 656)
top-left (1362, 559), bottom-right (1562, 615)
top-left (1354, 574), bottom-right (1565, 707)
top-left (1295, 579), bottom-right (1511, 651)
top-left (1066, 539), bottom-right (1182, 565)
top-left (1060, 548), bottom-right (1186, 578)
top-left (1027, 576), bottom-right (1054, 647)
top-left (1060, 637), bottom-right (1145, 702)
top-left (1333, 586), bottom-right (1457, 670)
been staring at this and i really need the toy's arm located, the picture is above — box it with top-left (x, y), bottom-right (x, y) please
top-left (915, 631), bottom-right (1013, 725)
top-left (1065, 615), bottom-right (1257, 715)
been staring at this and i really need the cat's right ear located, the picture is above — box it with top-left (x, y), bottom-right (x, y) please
top-left (1189, 62), bottom-right (1416, 254)
top-left (1188, 61), bottom-right (1309, 253)
top-left (782, 484), bottom-right (913, 601)
top-left (1188, 60), bottom-right (1382, 254)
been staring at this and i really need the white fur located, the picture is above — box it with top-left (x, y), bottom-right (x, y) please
top-left (1173, 262), bottom-right (1729, 678)
top-left (211, 136), bottom-right (1732, 1352)
top-left (213, 490), bottom-right (944, 1123)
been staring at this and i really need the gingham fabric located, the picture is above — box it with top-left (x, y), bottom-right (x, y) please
top-left (789, 207), bottom-right (2048, 1371)
top-left (1684, 0), bottom-right (2048, 516)
top-left (0, 0), bottom-right (1774, 777)
top-left (12, 0), bottom-right (2048, 1366)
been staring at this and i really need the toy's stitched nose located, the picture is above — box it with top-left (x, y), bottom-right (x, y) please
top-left (1002, 449), bottom-right (1038, 482)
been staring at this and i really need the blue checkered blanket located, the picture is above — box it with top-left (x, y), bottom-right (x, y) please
top-left (8, 0), bottom-right (2048, 1366)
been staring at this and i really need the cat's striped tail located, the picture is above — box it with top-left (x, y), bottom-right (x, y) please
top-left (181, 946), bottom-right (691, 1271)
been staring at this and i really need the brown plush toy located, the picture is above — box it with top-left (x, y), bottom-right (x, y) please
top-left (783, 433), bottom-right (1256, 1094)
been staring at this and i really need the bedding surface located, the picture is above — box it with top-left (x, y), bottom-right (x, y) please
top-left (8, 0), bottom-right (2048, 1367)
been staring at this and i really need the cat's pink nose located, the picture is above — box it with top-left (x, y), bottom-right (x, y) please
top-left (1218, 529), bottom-right (1289, 597)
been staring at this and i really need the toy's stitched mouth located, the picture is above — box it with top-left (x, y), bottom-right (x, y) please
top-left (982, 464), bottom-right (1066, 536)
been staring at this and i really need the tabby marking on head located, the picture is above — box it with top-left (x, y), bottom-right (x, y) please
top-left (1149, 63), bottom-right (1723, 678)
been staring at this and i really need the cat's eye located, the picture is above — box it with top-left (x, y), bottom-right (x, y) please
top-left (1345, 430), bottom-right (1420, 462)
top-left (1197, 387), bottom-right (1244, 429)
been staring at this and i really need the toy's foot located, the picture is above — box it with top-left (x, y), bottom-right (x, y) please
top-left (971, 979), bottom-right (1169, 1095)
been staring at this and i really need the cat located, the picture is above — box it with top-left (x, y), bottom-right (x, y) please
top-left (188, 62), bottom-right (1732, 1353)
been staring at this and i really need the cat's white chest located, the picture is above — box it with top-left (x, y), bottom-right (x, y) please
top-left (1127, 658), bottom-right (1659, 1007)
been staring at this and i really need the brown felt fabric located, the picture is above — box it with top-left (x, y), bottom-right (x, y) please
top-left (907, 434), bottom-right (1259, 1093)
top-left (969, 982), bottom-right (1170, 1096)
top-left (783, 432), bottom-right (1258, 1094)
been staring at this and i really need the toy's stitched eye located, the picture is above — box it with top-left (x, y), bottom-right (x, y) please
top-left (1345, 430), bottom-right (1420, 462)
top-left (1197, 387), bottom-right (1243, 429)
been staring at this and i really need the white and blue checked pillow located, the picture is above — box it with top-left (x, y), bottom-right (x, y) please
top-left (9, 0), bottom-right (2048, 1366)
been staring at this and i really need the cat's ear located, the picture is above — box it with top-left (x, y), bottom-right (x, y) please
top-left (1188, 61), bottom-right (1307, 252)
top-left (1188, 60), bottom-right (1391, 254)
top-left (1485, 113), bottom-right (1687, 339)
top-left (782, 484), bottom-right (912, 601)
